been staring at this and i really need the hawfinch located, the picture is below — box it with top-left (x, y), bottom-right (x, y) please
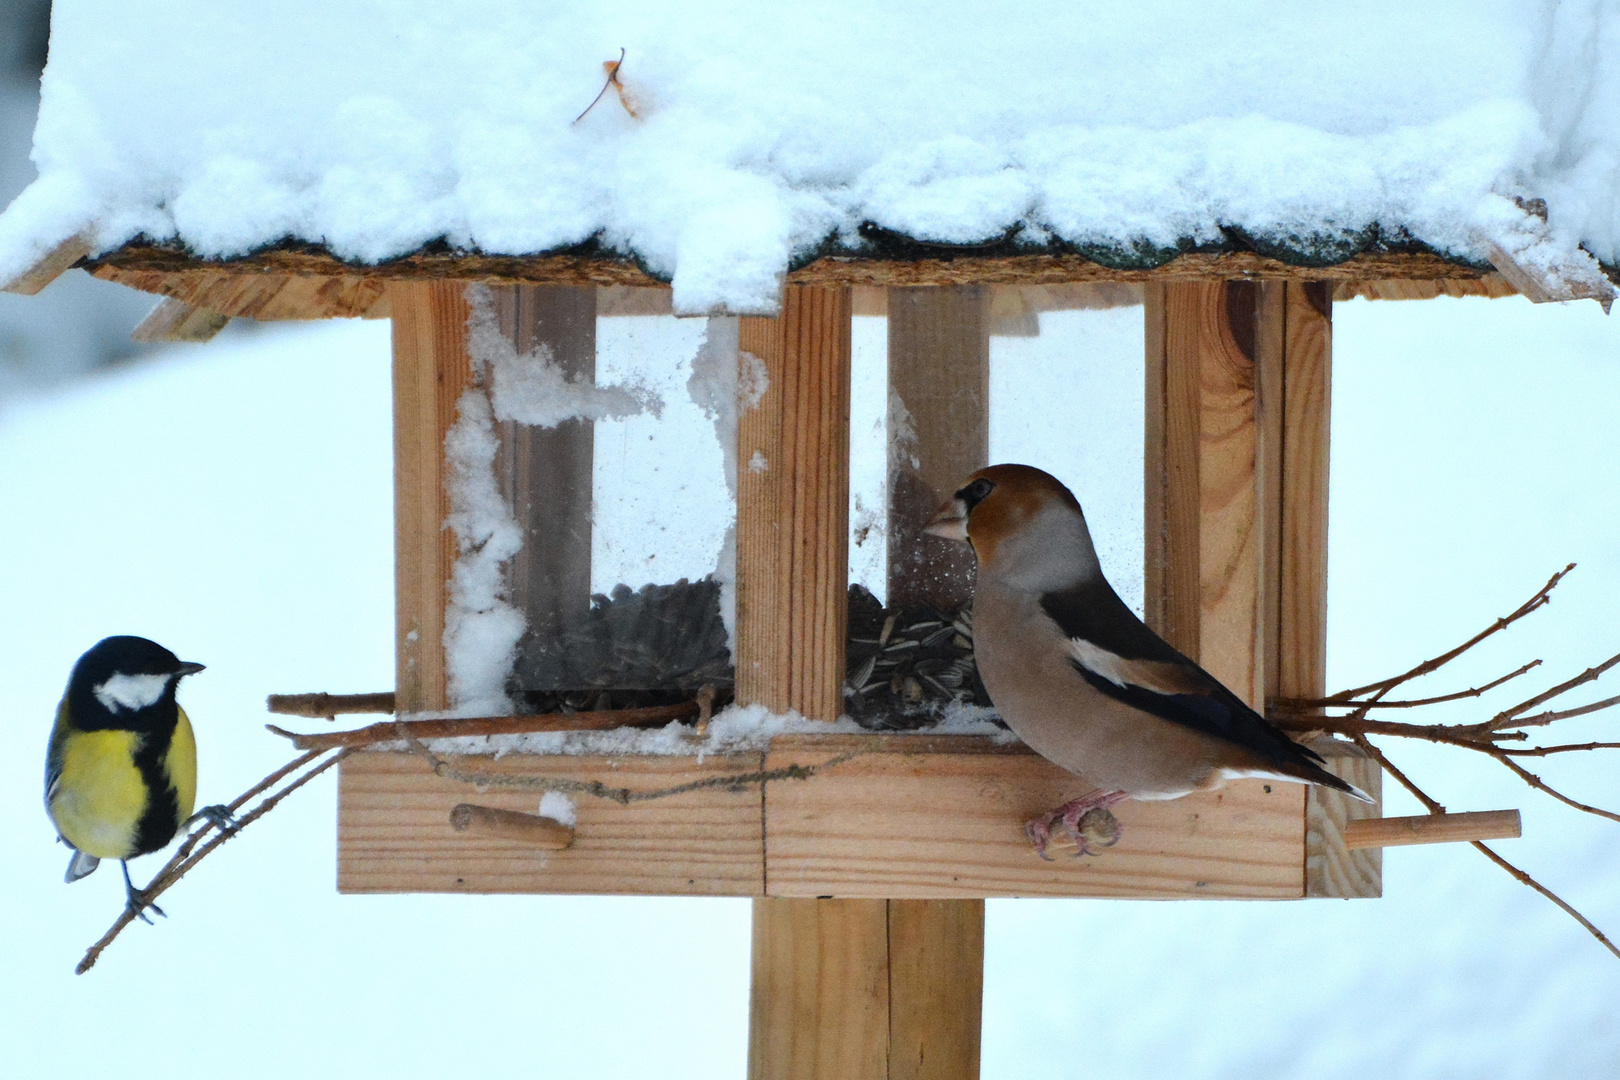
top-left (926, 464), bottom-right (1370, 858)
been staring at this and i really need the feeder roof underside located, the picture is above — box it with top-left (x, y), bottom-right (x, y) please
top-left (3, 1), bottom-right (1618, 312)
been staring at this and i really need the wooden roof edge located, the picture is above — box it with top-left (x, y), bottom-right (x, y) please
top-left (82, 240), bottom-right (1499, 289)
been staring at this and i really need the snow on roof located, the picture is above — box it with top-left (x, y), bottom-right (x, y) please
top-left (2, 2), bottom-right (1617, 313)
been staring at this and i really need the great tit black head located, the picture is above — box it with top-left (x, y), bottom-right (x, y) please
top-left (67, 635), bottom-right (205, 732)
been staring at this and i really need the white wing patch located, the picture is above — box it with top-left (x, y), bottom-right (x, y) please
top-left (1066, 638), bottom-right (1211, 697)
top-left (1067, 638), bottom-right (1137, 689)
top-left (94, 672), bottom-right (169, 712)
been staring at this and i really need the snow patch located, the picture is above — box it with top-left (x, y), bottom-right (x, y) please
top-left (538, 790), bottom-right (577, 828)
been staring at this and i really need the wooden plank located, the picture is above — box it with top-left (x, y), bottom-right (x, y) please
top-left (130, 296), bottom-right (230, 342)
top-left (1304, 737), bottom-right (1382, 897)
top-left (1333, 275), bottom-right (1517, 302)
top-left (389, 281), bottom-right (473, 713)
top-left (94, 267), bottom-right (390, 320)
top-left (337, 750), bottom-right (765, 895)
top-left (748, 899), bottom-right (890, 1080)
top-left (735, 285), bottom-right (852, 720)
top-left (764, 736), bottom-right (1304, 899)
top-left (1343, 809), bottom-right (1520, 850)
top-left (886, 287), bottom-right (989, 611)
top-left (888, 899), bottom-right (983, 1080)
top-left (86, 241), bottom-right (1500, 289)
top-left (2, 232), bottom-right (91, 294)
top-left (493, 286), bottom-right (596, 668)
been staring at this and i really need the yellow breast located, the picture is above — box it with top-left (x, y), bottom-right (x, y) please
top-left (167, 705), bottom-right (199, 824)
top-left (47, 728), bottom-right (149, 860)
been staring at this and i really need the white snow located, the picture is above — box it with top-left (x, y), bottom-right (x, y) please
top-left (4, 3), bottom-right (1618, 311)
top-left (379, 702), bottom-right (1013, 759)
top-left (537, 790), bottom-right (577, 828)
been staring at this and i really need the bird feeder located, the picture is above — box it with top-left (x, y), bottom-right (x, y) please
top-left (9, 238), bottom-right (1568, 1075)
top-left (7, 18), bottom-right (1603, 1073)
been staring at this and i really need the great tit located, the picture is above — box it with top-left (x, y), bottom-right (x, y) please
top-left (45, 636), bottom-right (232, 921)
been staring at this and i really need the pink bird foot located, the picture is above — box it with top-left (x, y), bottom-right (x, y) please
top-left (1025, 789), bottom-right (1129, 860)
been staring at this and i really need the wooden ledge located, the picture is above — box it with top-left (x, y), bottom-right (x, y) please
top-left (336, 732), bottom-right (1377, 899)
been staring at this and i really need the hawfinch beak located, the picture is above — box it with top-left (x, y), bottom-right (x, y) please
top-left (923, 497), bottom-right (970, 542)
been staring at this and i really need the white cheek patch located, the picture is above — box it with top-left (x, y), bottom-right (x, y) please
top-left (93, 672), bottom-right (170, 712)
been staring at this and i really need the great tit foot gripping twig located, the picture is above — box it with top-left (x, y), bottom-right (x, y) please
top-left (120, 861), bottom-right (165, 924)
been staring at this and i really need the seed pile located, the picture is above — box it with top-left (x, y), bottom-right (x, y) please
top-left (843, 585), bottom-right (996, 730)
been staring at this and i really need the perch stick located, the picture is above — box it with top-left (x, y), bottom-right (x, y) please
top-left (1342, 810), bottom-right (1521, 850)
top-left (267, 692), bottom-right (397, 718)
top-left (449, 803), bottom-right (574, 849)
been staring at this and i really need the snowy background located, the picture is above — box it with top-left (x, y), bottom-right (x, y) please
top-left (2, 292), bottom-right (1618, 1078)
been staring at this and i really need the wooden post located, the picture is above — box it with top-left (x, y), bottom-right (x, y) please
top-left (1145, 281), bottom-right (1379, 896)
top-left (391, 281), bottom-right (474, 712)
top-left (735, 286), bottom-right (852, 720)
top-left (492, 286), bottom-right (597, 668)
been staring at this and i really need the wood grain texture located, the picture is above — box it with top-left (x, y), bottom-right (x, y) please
top-left (493, 286), bottom-right (597, 660)
top-left (888, 899), bottom-right (983, 1080)
top-left (886, 287), bottom-right (989, 611)
top-left (1276, 282), bottom-right (1332, 705)
top-left (85, 241), bottom-right (1499, 288)
top-left (130, 296), bottom-right (231, 342)
top-left (1343, 809), bottom-right (1519, 850)
top-left (1333, 275), bottom-right (1517, 302)
top-left (338, 750), bottom-right (765, 895)
top-left (736, 286), bottom-right (852, 720)
top-left (93, 266), bottom-right (390, 319)
top-left (1, 232), bottom-right (91, 294)
top-left (1304, 737), bottom-right (1382, 898)
top-left (763, 736), bottom-right (1304, 899)
top-left (390, 281), bottom-right (473, 713)
top-left (749, 899), bottom-right (891, 1080)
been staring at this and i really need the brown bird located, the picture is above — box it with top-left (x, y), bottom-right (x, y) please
top-left (926, 464), bottom-right (1369, 858)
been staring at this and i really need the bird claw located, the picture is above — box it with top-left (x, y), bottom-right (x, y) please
top-left (1025, 791), bottom-right (1127, 860)
top-left (185, 803), bottom-right (237, 835)
top-left (125, 892), bottom-right (167, 925)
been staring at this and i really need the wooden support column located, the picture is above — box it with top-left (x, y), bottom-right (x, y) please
top-left (1145, 281), bottom-right (1379, 896)
top-left (493, 286), bottom-right (597, 667)
top-left (391, 281), bottom-right (474, 713)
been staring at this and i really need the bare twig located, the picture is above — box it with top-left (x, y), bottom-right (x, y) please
top-left (1326, 564), bottom-right (1574, 702)
top-left (1496, 757), bottom-right (1620, 823)
top-left (1349, 732), bottom-right (1619, 960)
top-left (1501, 741), bottom-right (1620, 757)
top-left (572, 48), bottom-right (635, 124)
top-left (175, 748), bottom-right (323, 859)
top-left (1512, 693), bottom-right (1620, 728)
top-left (76, 749), bottom-right (349, 975)
top-left (1485, 656), bottom-right (1620, 729)
top-left (267, 700), bottom-right (700, 751)
top-left (1274, 661), bottom-right (1541, 712)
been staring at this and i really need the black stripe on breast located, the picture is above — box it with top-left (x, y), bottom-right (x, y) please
top-left (129, 713), bottom-right (182, 857)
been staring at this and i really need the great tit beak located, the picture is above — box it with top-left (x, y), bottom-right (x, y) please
top-left (175, 661), bottom-right (206, 677)
top-left (923, 497), bottom-right (970, 542)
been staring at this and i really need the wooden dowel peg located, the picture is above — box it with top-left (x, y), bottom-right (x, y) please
top-left (449, 803), bottom-right (575, 849)
top-left (1342, 809), bottom-right (1521, 851)
top-left (267, 692), bottom-right (398, 717)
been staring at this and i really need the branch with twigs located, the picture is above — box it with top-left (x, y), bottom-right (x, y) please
top-left (75, 748), bottom-right (350, 975)
top-left (1269, 563), bottom-right (1620, 959)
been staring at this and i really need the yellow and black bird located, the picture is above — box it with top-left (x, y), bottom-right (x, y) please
top-left (45, 636), bottom-right (231, 921)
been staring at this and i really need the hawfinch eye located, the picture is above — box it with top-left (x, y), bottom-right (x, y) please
top-left (957, 478), bottom-right (995, 509)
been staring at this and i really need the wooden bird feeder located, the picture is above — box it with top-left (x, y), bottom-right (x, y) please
top-left (8, 234), bottom-right (1558, 1077)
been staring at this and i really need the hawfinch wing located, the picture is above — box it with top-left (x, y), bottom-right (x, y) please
top-left (1037, 580), bottom-right (1335, 778)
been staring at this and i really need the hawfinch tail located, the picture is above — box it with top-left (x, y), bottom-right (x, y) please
top-left (926, 464), bottom-right (1370, 858)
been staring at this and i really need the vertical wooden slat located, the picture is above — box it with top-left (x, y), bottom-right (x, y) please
top-left (1144, 284), bottom-right (1204, 658)
top-left (735, 285), bottom-right (852, 720)
top-left (741, 286), bottom-right (867, 1080)
top-left (749, 899), bottom-right (891, 1080)
top-left (888, 899), bottom-right (984, 1080)
top-left (886, 287), bottom-right (989, 611)
top-left (1286, 282), bottom-right (1382, 898)
top-left (391, 281), bottom-right (474, 713)
top-left (494, 286), bottom-right (597, 664)
top-left (884, 286), bottom-right (987, 1080)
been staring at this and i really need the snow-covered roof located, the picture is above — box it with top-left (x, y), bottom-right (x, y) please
top-left (2, 2), bottom-right (1617, 313)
